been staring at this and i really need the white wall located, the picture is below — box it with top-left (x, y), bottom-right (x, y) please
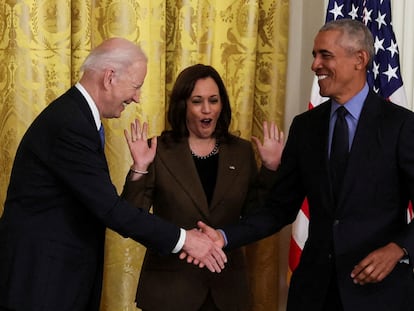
top-left (285, 0), bottom-right (326, 129)
top-left (278, 2), bottom-right (326, 309)
top-left (392, 0), bottom-right (414, 110)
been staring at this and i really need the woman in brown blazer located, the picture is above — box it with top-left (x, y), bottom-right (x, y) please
top-left (122, 64), bottom-right (284, 311)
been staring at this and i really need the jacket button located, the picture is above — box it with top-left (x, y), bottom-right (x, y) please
top-left (333, 219), bottom-right (340, 226)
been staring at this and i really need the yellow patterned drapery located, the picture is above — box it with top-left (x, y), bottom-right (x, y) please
top-left (0, 1), bottom-right (289, 310)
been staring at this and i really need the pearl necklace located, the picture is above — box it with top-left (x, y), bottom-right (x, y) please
top-left (191, 141), bottom-right (219, 160)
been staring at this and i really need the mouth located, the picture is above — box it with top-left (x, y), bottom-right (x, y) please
top-left (201, 118), bottom-right (213, 126)
top-left (317, 74), bottom-right (328, 81)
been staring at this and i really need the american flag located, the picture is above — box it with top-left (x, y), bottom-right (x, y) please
top-left (288, 0), bottom-right (410, 279)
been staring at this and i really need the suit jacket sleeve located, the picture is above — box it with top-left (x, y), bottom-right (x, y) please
top-left (15, 88), bottom-right (180, 255)
top-left (223, 116), bottom-right (307, 249)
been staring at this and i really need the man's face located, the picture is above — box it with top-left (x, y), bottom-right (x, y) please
top-left (311, 29), bottom-right (362, 104)
top-left (102, 61), bottom-right (147, 118)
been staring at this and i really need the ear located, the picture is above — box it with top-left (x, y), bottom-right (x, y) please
top-left (103, 69), bottom-right (115, 89)
top-left (355, 50), bottom-right (370, 70)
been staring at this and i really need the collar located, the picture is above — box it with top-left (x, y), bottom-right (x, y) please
top-left (330, 83), bottom-right (369, 121)
top-left (75, 82), bottom-right (101, 130)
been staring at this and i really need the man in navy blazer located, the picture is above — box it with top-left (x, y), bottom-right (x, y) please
top-left (0, 38), bottom-right (226, 311)
top-left (196, 19), bottom-right (414, 310)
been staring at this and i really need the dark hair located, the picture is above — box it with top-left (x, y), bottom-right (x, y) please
top-left (166, 64), bottom-right (232, 141)
top-left (320, 19), bottom-right (374, 69)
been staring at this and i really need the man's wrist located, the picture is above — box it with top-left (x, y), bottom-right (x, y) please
top-left (217, 229), bottom-right (228, 247)
top-left (399, 247), bottom-right (410, 264)
top-left (172, 228), bottom-right (186, 253)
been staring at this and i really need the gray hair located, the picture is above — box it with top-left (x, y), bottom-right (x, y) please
top-left (320, 19), bottom-right (375, 68)
top-left (80, 37), bottom-right (147, 74)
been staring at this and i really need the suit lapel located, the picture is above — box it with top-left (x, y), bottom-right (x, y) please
top-left (67, 86), bottom-right (107, 158)
top-left (337, 91), bottom-right (382, 213)
top-left (157, 139), bottom-right (210, 218)
top-left (209, 142), bottom-right (243, 212)
top-left (310, 103), bottom-right (336, 215)
top-left (68, 86), bottom-right (96, 127)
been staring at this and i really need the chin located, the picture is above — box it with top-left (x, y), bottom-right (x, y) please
top-left (111, 112), bottom-right (122, 118)
top-left (319, 89), bottom-right (330, 97)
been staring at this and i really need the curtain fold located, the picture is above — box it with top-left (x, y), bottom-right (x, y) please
top-left (0, 1), bottom-right (288, 310)
top-left (245, 1), bottom-right (288, 310)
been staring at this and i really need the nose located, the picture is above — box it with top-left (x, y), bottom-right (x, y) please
top-left (201, 101), bottom-right (211, 113)
top-left (132, 89), bottom-right (141, 103)
top-left (311, 56), bottom-right (320, 72)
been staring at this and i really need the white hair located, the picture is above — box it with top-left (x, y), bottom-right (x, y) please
top-left (80, 37), bottom-right (147, 74)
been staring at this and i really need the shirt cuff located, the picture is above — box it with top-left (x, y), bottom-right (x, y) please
top-left (172, 228), bottom-right (186, 253)
top-left (217, 229), bottom-right (228, 247)
top-left (400, 247), bottom-right (410, 264)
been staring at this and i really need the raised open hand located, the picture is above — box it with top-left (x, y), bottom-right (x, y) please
top-left (124, 119), bottom-right (157, 178)
top-left (252, 120), bottom-right (284, 171)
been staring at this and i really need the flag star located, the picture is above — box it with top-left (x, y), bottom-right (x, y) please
top-left (329, 2), bottom-right (344, 20)
top-left (374, 36), bottom-right (385, 54)
top-left (383, 64), bottom-right (398, 82)
top-left (387, 39), bottom-right (399, 58)
top-left (372, 61), bottom-right (380, 79)
top-left (348, 4), bottom-right (359, 20)
top-left (363, 8), bottom-right (373, 25)
top-left (375, 11), bottom-right (387, 30)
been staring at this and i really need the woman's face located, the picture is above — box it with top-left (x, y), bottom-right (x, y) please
top-left (186, 77), bottom-right (223, 139)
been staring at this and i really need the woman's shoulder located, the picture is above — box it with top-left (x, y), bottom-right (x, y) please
top-left (226, 132), bottom-right (249, 142)
top-left (158, 131), bottom-right (186, 149)
top-left (222, 133), bottom-right (252, 150)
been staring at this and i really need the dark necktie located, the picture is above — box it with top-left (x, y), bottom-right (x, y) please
top-left (330, 106), bottom-right (349, 204)
top-left (99, 124), bottom-right (105, 149)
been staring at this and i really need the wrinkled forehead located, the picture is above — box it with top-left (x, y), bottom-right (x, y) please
top-left (124, 60), bottom-right (147, 81)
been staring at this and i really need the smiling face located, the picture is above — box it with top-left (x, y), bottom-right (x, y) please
top-left (311, 29), bottom-right (367, 104)
top-left (101, 60), bottom-right (147, 118)
top-left (185, 77), bottom-right (223, 139)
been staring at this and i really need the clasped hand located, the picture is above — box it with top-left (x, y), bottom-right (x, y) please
top-left (180, 221), bottom-right (226, 272)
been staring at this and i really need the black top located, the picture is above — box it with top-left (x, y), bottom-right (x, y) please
top-left (192, 153), bottom-right (219, 206)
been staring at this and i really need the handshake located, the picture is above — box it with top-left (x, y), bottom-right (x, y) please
top-left (180, 221), bottom-right (227, 273)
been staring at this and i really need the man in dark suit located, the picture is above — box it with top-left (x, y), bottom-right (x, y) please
top-left (195, 19), bottom-right (414, 310)
top-left (0, 37), bottom-right (226, 311)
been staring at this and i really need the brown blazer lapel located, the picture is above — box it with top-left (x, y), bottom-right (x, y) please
top-left (157, 140), bottom-right (210, 218)
top-left (210, 141), bottom-right (246, 211)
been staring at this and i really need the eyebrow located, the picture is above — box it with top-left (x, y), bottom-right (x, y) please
top-left (191, 94), bottom-right (219, 98)
top-left (312, 49), bottom-right (332, 56)
top-left (131, 82), bottom-right (143, 89)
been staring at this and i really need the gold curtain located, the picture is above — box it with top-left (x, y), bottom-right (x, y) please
top-left (0, 1), bottom-right (289, 310)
